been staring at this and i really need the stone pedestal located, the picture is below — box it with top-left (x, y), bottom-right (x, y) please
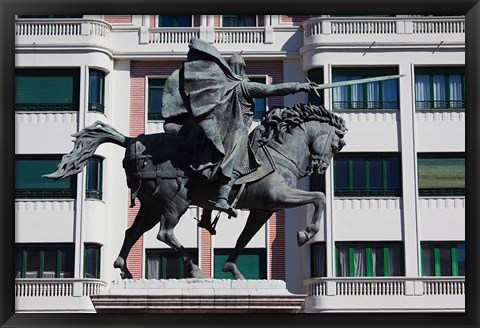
top-left (90, 279), bottom-right (306, 313)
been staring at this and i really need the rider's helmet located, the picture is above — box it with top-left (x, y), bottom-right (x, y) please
top-left (228, 52), bottom-right (247, 77)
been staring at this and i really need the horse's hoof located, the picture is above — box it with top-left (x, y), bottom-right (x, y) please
top-left (233, 274), bottom-right (245, 280)
top-left (190, 269), bottom-right (206, 279)
top-left (120, 271), bottom-right (133, 279)
top-left (297, 230), bottom-right (309, 247)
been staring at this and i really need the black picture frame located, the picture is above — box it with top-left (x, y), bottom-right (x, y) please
top-left (1, 1), bottom-right (479, 327)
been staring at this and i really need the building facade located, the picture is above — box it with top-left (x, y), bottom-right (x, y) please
top-left (14, 14), bottom-right (465, 312)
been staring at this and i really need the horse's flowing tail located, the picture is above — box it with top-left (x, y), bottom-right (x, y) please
top-left (43, 121), bottom-right (131, 180)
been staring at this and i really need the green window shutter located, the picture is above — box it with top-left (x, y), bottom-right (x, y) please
top-left (417, 154), bottom-right (465, 196)
top-left (15, 156), bottom-right (76, 199)
top-left (434, 247), bottom-right (441, 277)
top-left (451, 246), bottom-right (458, 276)
top-left (384, 247), bottom-right (390, 276)
top-left (348, 247), bottom-right (355, 277)
top-left (16, 68), bottom-right (80, 111)
top-left (214, 249), bottom-right (266, 279)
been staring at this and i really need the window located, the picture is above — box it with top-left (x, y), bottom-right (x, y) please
top-left (84, 244), bottom-right (101, 279)
top-left (15, 244), bottom-right (74, 278)
top-left (214, 249), bottom-right (267, 279)
top-left (157, 15), bottom-right (192, 27)
top-left (15, 155), bottom-right (77, 199)
top-left (88, 69), bottom-right (105, 113)
top-left (148, 79), bottom-right (166, 121)
top-left (86, 156), bottom-right (103, 200)
top-left (307, 68), bottom-right (324, 106)
top-left (336, 242), bottom-right (403, 277)
top-left (249, 76), bottom-right (267, 120)
top-left (311, 242), bottom-right (326, 277)
top-left (222, 15), bottom-right (256, 27)
top-left (310, 173), bottom-right (326, 193)
top-left (417, 154), bottom-right (465, 197)
top-left (334, 154), bottom-right (401, 197)
top-left (332, 67), bottom-right (399, 110)
top-left (421, 242), bottom-right (465, 276)
top-left (415, 67), bottom-right (465, 109)
top-left (15, 68), bottom-right (80, 111)
top-left (145, 249), bottom-right (198, 279)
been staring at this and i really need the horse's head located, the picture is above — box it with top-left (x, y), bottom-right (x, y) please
top-left (307, 123), bottom-right (346, 175)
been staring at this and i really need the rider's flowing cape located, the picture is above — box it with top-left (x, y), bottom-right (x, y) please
top-left (162, 37), bottom-right (249, 180)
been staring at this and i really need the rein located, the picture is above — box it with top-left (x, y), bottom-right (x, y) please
top-left (266, 141), bottom-right (310, 179)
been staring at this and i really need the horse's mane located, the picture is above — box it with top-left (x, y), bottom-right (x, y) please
top-left (256, 103), bottom-right (347, 144)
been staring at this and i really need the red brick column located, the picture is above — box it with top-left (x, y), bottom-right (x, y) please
top-left (200, 227), bottom-right (212, 278)
top-left (268, 210), bottom-right (286, 280)
top-left (103, 15), bottom-right (132, 24)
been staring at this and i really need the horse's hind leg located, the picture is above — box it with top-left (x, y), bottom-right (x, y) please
top-left (113, 204), bottom-right (158, 279)
top-left (223, 210), bottom-right (273, 280)
top-left (157, 201), bottom-right (206, 279)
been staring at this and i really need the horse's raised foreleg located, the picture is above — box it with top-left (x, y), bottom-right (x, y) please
top-left (271, 187), bottom-right (326, 247)
top-left (114, 204), bottom-right (158, 279)
top-left (157, 202), bottom-right (206, 279)
top-left (223, 210), bottom-right (273, 280)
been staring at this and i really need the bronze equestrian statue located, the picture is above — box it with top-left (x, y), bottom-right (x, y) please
top-left (44, 38), bottom-right (401, 279)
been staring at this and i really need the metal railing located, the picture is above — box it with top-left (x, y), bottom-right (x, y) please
top-left (15, 189), bottom-right (76, 200)
top-left (86, 190), bottom-right (103, 200)
top-left (418, 188), bottom-right (465, 197)
top-left (333, 101), bottom-right (399, 110)
top-left (415, 100), bottom-right (465, 110)
top-left (88, 102), bottom-right (105, 113)
top-left (334, 187), bottom-right (401, 197)
top-left (15, 103), bottom-right (78, 112)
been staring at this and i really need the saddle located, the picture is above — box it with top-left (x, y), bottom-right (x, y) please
top-left (122, 131), bottom-right (276, 207)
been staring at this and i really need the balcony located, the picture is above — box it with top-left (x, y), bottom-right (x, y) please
top-left (302, 17), bottom-right (465, 50)
top-left (303, 277), bottom-right (465, 313)
top-left (15, 18), bottom-right (112, 52)
top-left (15, 278), bottom-right (107, 313)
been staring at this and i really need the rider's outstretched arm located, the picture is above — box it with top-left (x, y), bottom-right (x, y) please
top-left (245, 81), bottom-right (313, 98)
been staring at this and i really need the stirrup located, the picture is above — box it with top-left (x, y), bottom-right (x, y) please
top-left (197, 217), bottom-right (217, 235)
top-left (209, 199), bottom-right (238, 218)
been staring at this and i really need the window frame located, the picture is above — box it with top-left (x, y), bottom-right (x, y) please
top-left (15, 68), bottom-right (81, 112)
top-left (145, 248), bottom-right (198, 279)
top-left (84, 244), bottom-right (101, 279)
top-left (335, 242), bottom-right (404, 277)
top-left (310, 242), bottom-right (327, 278)
top-left (414, 66), bottom-right (466, 110)
top-left (333, 153), bottom-right (402, 197)
top-left (15, 155), bottom-right (77, 200)
top-left (147, 77), bottom-right (168, 121)
top-left (86, 156), bottom-right (103, 201)
top-left (214, 248), bottom-right (267, 279)
top-left (248, 75), bottom-right (268, 120)
top-left (307, 67), bottom-right (324, 106)
top-left (88, 68), bottom-right (105, 113)
top-left (156, 15), bottom-right (194, 27)
top-left (15, 243), bottom-right (75, 279)
top-left (417, 153), bottom-right (465, 197)
top-left (331, 67), bottom-right (399, 110)
top-left (420, 242), bottom-right (465, 277)
top-left (221, 15), bottom-right (258, 27)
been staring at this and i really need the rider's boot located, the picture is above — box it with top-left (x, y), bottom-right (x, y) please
top-left (214, 177), bottom-right (238, 218)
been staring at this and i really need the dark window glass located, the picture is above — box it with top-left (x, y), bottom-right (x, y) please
top-left (457, 243), bottom-right (465, 276)
top-left (15, 249), bottom-right (22, 278)
top-left (86, 157), bottom-right (103, 200)
top-left (88, 69), bottom-right (105, 113)
top-left (145, 249), bottom-right (198, 279)
top-left (60, 247), bottom-right (74, 278)
top-left (310, 243), bottom-right (326, 277)
top-left (334, 154), bottom-right (401, 197)
top-left (422, 244), bottom-right (435, 276)
top-left (222, 15), bottom-right (256, 27)
top-left (158, 15), bottom-right (192, 27)
top-left (307, 68), bottom-right (324, 106)
top-left (373, 247), bottom-right (385, 276)
top-left (332, 67), bottom-right (399, 110)
top-left (310, 173), bottom-right (326, 193)
top-left (440, 247), bottom-right (452, 276)
top-left (84, 244), bottom-right (101, 278)
top-left (15, 244), bottom-right (74, 278)
top-left (415, 67), bottom-right (465, 109)
top-left (250, 77), bottom-right (267, 120)
top-left (148, 79), bottom-right (165, 120)
top-left (42, 249), bottom-right (57, 278)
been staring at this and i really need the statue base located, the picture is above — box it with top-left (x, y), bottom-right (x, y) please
top-left (90, 279), bottom-right (305, 313)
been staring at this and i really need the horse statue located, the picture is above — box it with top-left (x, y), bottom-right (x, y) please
top-left (45, 103), bottom-right (347, 280)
